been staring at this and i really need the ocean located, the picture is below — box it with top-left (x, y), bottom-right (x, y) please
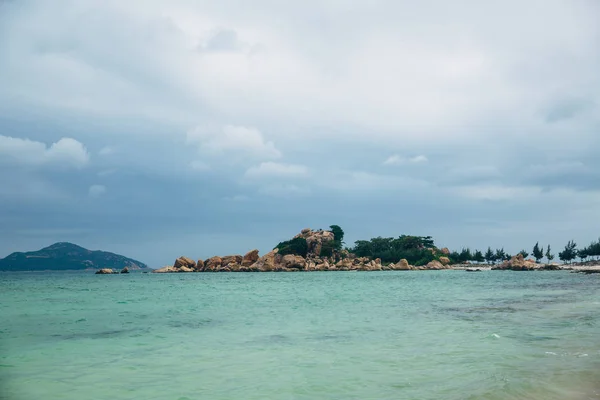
top-left (1, 270), bottom-right (599, 400)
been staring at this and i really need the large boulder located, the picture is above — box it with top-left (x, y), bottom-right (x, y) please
top-left (242, 249), bottom-right (260, 266)
top-left (195, 259), bottom-right (205, 271)
top-left (282, 254), bottom-right (306, 270)
top-left (221, 255), bottom-right (243, 266)
top-left (439, 257), bottom-right (451, 266)
top-left (95, 268), bottom-right (115, 274)
top-left (250, 249), bottom-right (278, 272)
top-left (174, 256), bottom-right (196, 269)
top-left (204, 256), bottom-right (223, 271)
top-left (120, 267), bottom-right (129, 274)
top-left (293, 228), bottom-right (335, 256)
top-left (441, 248), bottom-right (450, 255)
top-left (335, 258), bottom-right (353, 270)
top-left (394, 259), bottom-right (412, 270)
top-left (426, 260), bottom-right (445, 270)
top-left (179, 266), bottom-right (195, 273)
top-left (493, 254), bottom-right (538, 271)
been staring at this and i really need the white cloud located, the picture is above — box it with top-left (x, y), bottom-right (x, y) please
top-left (186, 125), bottom-right (281, 160)
top-left (189, 160), bottom-right (211, 171)
top-left (383, 154), bottom-right (428, 166)
top-left (88, 184), bottom-right (106, 197)
top-left (0, 135), bottom-right (90, 168)
top-left (245, 162), bottom-right (309, 179)
top-left (98, 146), bottom-right (115, 156)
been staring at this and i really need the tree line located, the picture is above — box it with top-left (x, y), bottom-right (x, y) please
top-left (446, 238), bottom-right (600, 264)
top-left (275, 225), bottom-right (600, 266)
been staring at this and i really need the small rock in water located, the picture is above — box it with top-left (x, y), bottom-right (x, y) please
top-left (95, 268), bottom-right (115, 274)
top-left (121, 267), bottom-right (130, 274)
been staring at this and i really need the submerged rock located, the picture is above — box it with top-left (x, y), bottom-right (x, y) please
top-left (153, 266), bottom-right (178, 273)
top-left (95, 268), bottom-right (115, 274)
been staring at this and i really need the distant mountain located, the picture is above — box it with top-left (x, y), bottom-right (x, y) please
top-left (0, 242), bottom-right (148, 271)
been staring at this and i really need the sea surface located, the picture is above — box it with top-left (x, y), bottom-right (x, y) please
top-left (1, 270), bottom-right (599, 400)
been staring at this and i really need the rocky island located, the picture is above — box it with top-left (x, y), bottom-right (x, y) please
top-left (154, 227), bottom-right (453, 273)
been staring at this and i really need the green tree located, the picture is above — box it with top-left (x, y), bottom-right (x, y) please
top-left (518, 250), bottom-right (529, 258)
top-left (473, 250), bottom-right (485, 263)
top-left (545, 245), bottom-right (554, 262)
top-left (484, 247), bottom-right (495, 264)
top-left (495, 248), bottom-right (506, 262)
top-left (578, 247), bottom-right (589, 262)
top-left (558, 240), bottom-right (577, 264)
top-left (532, 242), bottom-right (544, 263)
top-left (329, 225), bottom-right (345, 251)
top-left (459, 248), bottom-right (473, 263)
top-left (349, 235), bottom-right (436, 265)
top-left (275, 237), bottom-right (308, 257)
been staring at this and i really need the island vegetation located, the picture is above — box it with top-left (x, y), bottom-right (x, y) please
top-left (152, 224), bottom-right (600, 273)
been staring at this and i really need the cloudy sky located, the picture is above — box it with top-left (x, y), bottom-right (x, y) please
top-left (0, 0), bottom-right (599, 266)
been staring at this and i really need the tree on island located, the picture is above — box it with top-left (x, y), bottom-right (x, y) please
top-left (558, 240), bottom-right (577, 264)
top-left (532, 242), bottom-right (544, 263)
top-left (518, 250), bottom-right (529, 258)
top-left (495, 248), bottom-right (507, 262)
top-left (546, 245), bottom-right (554, 263)
top-left (350, 235), bottom-right (437, 265)
top-left (473, 249), bottom-right (485, 263)
top-left (329, 225), bottom-right (345, 251)
top-left (459, 248), bottom-right (473, 263)
top-left (484, 247), bottom-right (495, 264)
top-left (275, 237), bottom-right (309, 257)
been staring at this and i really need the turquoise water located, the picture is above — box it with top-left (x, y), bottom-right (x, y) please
top-left (1, 271), bottom-right (599, 400)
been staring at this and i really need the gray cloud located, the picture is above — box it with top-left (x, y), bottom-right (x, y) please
top-left (0, 0), bottom-right (599, 265)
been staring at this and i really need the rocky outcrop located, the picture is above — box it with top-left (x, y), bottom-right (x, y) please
top-left (95, 268), bottom-right (115, 274)
top-left (440, 248), bottom-right (450, 255)
top-left (293, 228), bottom-right (335, 256)
top-left (195, 259), bottom-right (205, 271)
top-left (439, 257), bottom-right (450, 266)
top-left (492, 254), bottom-right (538, 271)
top-left (391, 259), bottom-right (413, 270)
top-left (425, 260), bottom-right (446, 270)
top-left (204, 256), bottom-right (223, 271)
top-left (120, 267), bottom-right (129, 274)
top-left (174, 256), bottom-right (196, 270)
top-left (250, 250), bottom-right (278, 272)
top-left (282, 254), bottom-right (306, 270)
top-left (242, 250), bottom-right (260, 266)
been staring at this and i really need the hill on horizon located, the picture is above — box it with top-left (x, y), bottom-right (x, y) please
top-left (0, 242), bottom-right (148, 271)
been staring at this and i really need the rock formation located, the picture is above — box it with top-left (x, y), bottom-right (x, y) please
top-left (492, 254), bottom-right (538, 271)
top-left (293, 228), bottom-right (335, 257)
top-left (95, 268), bottom-right (115, 274)
top-left (151, 227), bottom-right (462, 273)
top-left (120, 267), bottom-right (129, 274)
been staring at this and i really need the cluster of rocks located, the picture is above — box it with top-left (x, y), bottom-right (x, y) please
top-left (95, 267), bottom-right (130, 274)
top-left (153, 251), bottom-right (453, 273)
top-left (151, 228), bottom-right (457, 273)
top-left (491, 254), bottom-right (539, 271)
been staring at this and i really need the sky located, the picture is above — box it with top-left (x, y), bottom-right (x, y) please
top-left (0, 0), bottom-right (599, 267)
